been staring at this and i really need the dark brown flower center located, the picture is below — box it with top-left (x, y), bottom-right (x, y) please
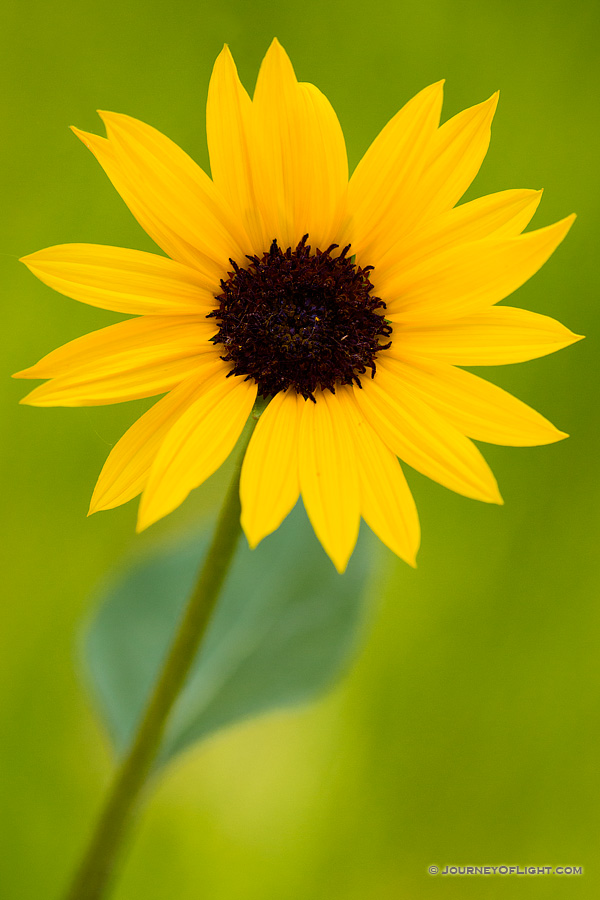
top-left (209, 235), bottom-right (392, 401)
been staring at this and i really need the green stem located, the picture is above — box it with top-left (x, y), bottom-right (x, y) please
top-left (64, 417), bottom-right (258, 900)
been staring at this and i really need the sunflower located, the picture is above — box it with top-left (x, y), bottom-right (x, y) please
top-left (15, 40), bottom-right (581, 572)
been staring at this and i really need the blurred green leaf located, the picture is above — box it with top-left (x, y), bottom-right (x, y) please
top-left (85, 503), bottom-right (375, 766)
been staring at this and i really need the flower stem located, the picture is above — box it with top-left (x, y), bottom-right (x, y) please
top-left (64, 417), bottom-right (258, 900)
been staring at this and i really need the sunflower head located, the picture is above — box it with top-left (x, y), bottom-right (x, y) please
top-left (15, 39), bottom-right (582, 572)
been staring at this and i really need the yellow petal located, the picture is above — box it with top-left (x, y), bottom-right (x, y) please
top-left (297, 82), bottom-right (349, 243)
top-left (388, 305), bottom-right (583, 365)
top-left (99, 111), bottom-right (251, 269)
top-left (207, 45), bottom-right (267, 254)
top-left (354, 369), bottom-right (502, 504)
top-left (335, 387), bottom-right (420, 566)
top-left (21, 244), bottom-right (218, 316)
top-left (380, 215), bottom-right (575, 323)
top-left (138, 373), bottom-right (257, 530)
top-left (406, 92), bottom-right (499, 228)
top-left (90, 364), bottom-right (225, 512)
top-left (251, 39), bottom-right (348, 251)
top-left (345, 81), bottom-right (444, 263)
top-left (378, 355), bottom-right (567, 446)
top-left (298, 389), bottom-right (360, 573)
top-left (17, 316), bottom-right (218, 406)
top-left (375, 188), bottom-right (542, 277)
top-left (72, 128), bottom-right (220, 280)
top-left (16, 315), bottom-right (215, 379)
top-left (240, 389), bottom-right (303, 547)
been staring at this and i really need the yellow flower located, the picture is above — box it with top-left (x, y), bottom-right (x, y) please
top-left (15, 40), bottom-right (581, 572)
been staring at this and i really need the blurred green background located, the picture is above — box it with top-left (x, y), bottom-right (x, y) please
top-left (2, 0), bottom-right (598, 896)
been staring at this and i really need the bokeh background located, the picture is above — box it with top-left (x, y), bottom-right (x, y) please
top-left (2, 0), bottom-right (598, 897)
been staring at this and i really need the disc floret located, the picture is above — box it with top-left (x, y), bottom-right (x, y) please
top-left (209, 235), bottom-right (392, 400)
